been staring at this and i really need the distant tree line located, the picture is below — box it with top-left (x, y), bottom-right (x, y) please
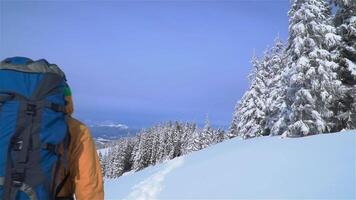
top-left (228, 0), bottom-right (356, 139)
top-left (99, 119), bottom-right (226, 178)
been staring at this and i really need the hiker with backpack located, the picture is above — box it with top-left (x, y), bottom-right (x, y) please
top-left (0, 57), bottom-right (104, 200)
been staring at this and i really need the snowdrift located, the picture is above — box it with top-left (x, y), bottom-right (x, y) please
top-left (105, 131), bottom-right (355, 199)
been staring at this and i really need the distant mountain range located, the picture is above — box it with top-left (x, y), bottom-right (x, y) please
top-left (86, 120), bottom-right (140, 148)
top-left (89, 121), bottom-right (129, 129)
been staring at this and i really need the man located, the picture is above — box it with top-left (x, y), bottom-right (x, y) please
top-left (57, 87), bottom-right (104, 200)
top-left (0, 57), bottom-right (104, 200)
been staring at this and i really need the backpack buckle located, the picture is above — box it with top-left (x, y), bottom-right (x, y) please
top-left (26, 103), bottom-right (37, 116)
top-left (11, 138), bottom-right (23, 151)
top-left (11, 173), bottom-right (24, 187)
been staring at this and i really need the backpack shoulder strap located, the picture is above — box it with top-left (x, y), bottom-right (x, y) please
top-left (52, 117), bottom-right (73, 200)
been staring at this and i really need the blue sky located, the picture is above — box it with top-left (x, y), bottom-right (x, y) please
top-left (0, 0), bottom-right (289, 128)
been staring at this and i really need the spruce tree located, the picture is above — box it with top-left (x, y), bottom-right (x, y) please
top-left (132, 133), bottom-right (149, 171)
top-left (236, 55), bottom-right (268, 139)
top-left (98, 152), bottom-right (106, 178)
top-left (184, 123), bottom-right (198, 154)
top-left (265, 37), bottom-right (288, 136)
top-left (201, 116), bottom-right (215, 148)
top-left (333, 0), bottom-right (356, 130)
top-left (228, 104), bottom-right (239, 139)
top-left (285, 0), bottom-right (342, 136)
top-left (192, 130), bottom-right (203, 151)
top-left (216, 128), bottom-right (226, 143)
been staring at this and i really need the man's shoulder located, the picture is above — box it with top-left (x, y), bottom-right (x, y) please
top-left (67, 117), bottom-right (92, 140)
top-left (68, 117), bottom-right (86, 127)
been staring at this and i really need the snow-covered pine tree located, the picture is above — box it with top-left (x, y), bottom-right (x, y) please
top-left (129, 135), bottom-right (140, 171)
top-left (144, 132), bottom-right (154, 166)
top-left (167, 122), bottom-right (182, 159)
top-left (156, 124), bottom-right (168, 162)
top-left (334, 0), bottom-right (356, 84)
top-left (192, 128), bottom-right (203, 151)
top-left (216, 128), bottom-right (226, 143)
top-left (285, 0), bottom-right (342, 136)
top-left (103, 153), bottom-right (111, 178)
top-left (98, 152), bottom-right (106, 177)
top-left (124, 137), bottom-right (135, 171)
top-left (112, 141), bottom-right (128, 177)
top-left (132, 133), bottom-right (151, 171)
top-left (164, 122), bottom-right (175, 159)
top-left (106, 145), bottom-right (121, 178)
top-left (333, 0), bottom-right (356, 130)
top-left (183, 123), bottom-right (198, 154)
top-left (227, 104), bottom-right (239, 139)
top-left (104, 148), bottom-right (113, 178)
top-left (180, 123), bottom-right (193, 155)
top-left (117, 138), bottom-right (135, 176)
top-left (235, 55), bottom-right (268, 139)
top-left (143, 129), bottom-right (155, 166)
top-left (201, 115), bottom-right (215, 148)
top-left (174, 122), bottom-right (184, 157)
top-left (264, 37), bottom-right (288, 136)
top-left (149, 127), bottom-right (160, 165)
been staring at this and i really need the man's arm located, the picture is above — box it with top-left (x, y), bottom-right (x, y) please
top-left (68, 118), bottom-right (104, 200)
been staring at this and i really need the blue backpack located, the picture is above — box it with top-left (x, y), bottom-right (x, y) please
top-left (0, 57), bottom-right (71, 200)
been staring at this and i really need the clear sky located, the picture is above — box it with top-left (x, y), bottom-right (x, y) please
top-left (0, 0), bottom-right (289, 128)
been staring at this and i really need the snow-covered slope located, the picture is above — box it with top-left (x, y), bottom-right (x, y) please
top-left (105, 131), bottom-right (356, 200)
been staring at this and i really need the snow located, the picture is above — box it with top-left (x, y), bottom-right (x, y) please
top-left (96, 137), bottom-right (112, 142)
top-left (124, 157), bottom-right (184, 200)
top-left (349, 16), bottom-right (356, 24)
top-left (98, 147), bottom-right (110, 156)
top-left (346, 58), bottom-right (356, 76)
top-left (105, 131), bottom-right (356, 199)
top-left (88, 120), bottom-right (129, 129)
top-left (97, 122), bottom-right (129, 129)
top-left (324, 32), bottom-right (341, 47)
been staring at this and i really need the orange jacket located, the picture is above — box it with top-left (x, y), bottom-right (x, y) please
top-left (57, 96), bottom-right (104, 199)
